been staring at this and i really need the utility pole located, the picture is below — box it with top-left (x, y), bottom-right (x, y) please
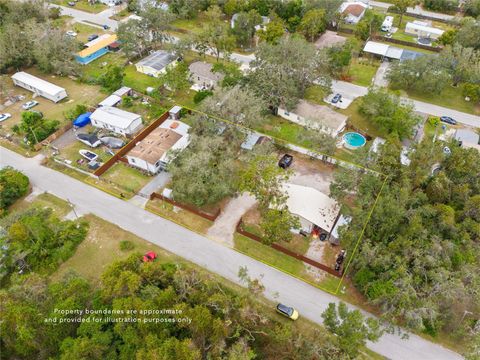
top-left (67, 199), bottom-right (79, 220)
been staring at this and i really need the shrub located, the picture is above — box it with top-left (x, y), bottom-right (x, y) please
top-left (119, 240), bottom-right (135, 251)
top-left (193, 90), bottom-right (213, 104)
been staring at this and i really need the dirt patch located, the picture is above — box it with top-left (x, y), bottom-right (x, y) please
top-left (315, 31), bottom-right (347, 49)
top-left (289, 154), bottom-right (335, 195)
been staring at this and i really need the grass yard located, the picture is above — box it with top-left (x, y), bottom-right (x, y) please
top-left (171, 16), bottom-right (212, 35)
top-left (258, 115), bottom-right (316, 148)
top-left (53, 214), bottom-right (177, 282)
top-left (100, 162), bottom-right (152, 195)
top-left (402, 86), bottom-right (480, 115)
top-left (347, 58), bottom-right (379, 87)
top-left (51, 0), bottom-right (107, 13)
top-left (9, 192), bottom-right (73, 218)
top-left (146, 198), bottom-right (213, 235)
top-left (72, 22), bottom-right (110, 43)
top-left (59, 139), bottom-right (113, 167)
top-left (338, 99), bottom-right (387, 138)
top-left (304, 85), bottom-right (328, 105)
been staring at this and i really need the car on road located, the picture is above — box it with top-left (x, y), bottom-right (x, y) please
top-left (66, 30), bottom-right (77, 37)
top-left (0, 113), bottom-right (12, 122)
top-left (331, 93), bottom-right (342, 104)
top-left (276, 303), bottom-right (299, 320)
top-left (22, 100), bottom-right (39, 110)
top-left (102, 24), bottom-right (110, 30)
top-left (87, 34), bottom-right (99, 41)
top-left (278, 154), bottom-right (293, 169)
top-left (67, 1), bottom-right (75, 6)
top-left (142, 252), bottom-right (157, 262)
top-left (440, 116), bottom-right (457, 125)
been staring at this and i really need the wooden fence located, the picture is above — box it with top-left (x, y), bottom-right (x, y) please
top-left (93, 111), bottom-right (170, 177)
top-left (371, 35), bottom-right (442, 52)
top-left (236, 220), bottom-right (342, 278)
top-left (149, 192), bottom-right (220, 222)
top-left (33, 122), bottom-right (73, 151)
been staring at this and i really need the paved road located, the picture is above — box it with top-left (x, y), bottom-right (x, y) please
top-left (51, 4), bottom-right (120, 29)
top-left (0, 147), bottom-right (464, 360)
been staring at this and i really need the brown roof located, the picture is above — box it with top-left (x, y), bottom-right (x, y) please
top-left (128, 127), bottom-right (181, 164)
top-left (343, 4), bottom-right (365, 17)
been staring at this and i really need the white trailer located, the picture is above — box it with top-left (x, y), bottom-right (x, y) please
top-left (381, 16), bottom-right (394, 32)
top-left (11, 72), bottom-right (68, 103)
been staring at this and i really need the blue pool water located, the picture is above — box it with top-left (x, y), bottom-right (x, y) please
top-left (343, 132), bottom-right (366, 149)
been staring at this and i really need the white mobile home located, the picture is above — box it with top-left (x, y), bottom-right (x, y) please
top-left (90, 106), bottom-right (142, 136)
top-left (381, 16), bottom-right (394, 32)
top-left (11, 72), bottom-right (68, 103)
top-left (405, 21), bottom-right (444, 39)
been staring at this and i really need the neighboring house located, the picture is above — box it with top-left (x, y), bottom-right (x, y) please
top-left (405, 21), bottom-right (444, 39)
top-left (454, 129), bottom-right (480, 151)
top-left (99, 0), bottom-right (121, 5)
top-left (126, 119), bottom-right (190, 174)
top-left (135, 51), bottom-right (177, 78)
top-left (90, 106), bottom-right (142, 136)
top-left (281, 183), bottom-right (340, 234)
top-left (98, 87), bottom-right (133, 107)
top-left (363, 41), bottom-right (424, 61)
top-left (339, 1), bottom-right (368, 24)
top-left (277, 100), bottom-right (348, 137)
top-left (230, 13), bottom-right (270, 30)
top-left (76, 34), bottom-right (118, 65)
top-left (188, 61), bottom-right (224, 91)
top-left (138, 0), bottom-right (168, 11)
top-left (11, 72), bottom-right (68, 103)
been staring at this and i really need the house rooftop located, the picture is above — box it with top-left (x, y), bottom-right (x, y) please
top-left (136, 51), bottom-right (176, 71)
top-left (78, 34), bottom-right (117, 58)
top-left (342, 3), bottom-right (367, 17)
top-left (11, 72), bottom-right (66, 96)
top-left (90, 106), bottom-right (141, 130)
top-left (188, 61), bottom-right (224, 82)
top-left (294, 100), bottom-right (348, 133)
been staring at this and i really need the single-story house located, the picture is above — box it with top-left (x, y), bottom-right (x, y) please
top-left (99, 0), bottom-right (120, 6)
top-left (76, 34), bottom-right (118, 65)
top-left (90, 106), bottom-right (142, 136)
top-left (363, 41), bottom-right (424, 61)
top-left (241, 131), bottom-right (268, 150)
top-left (138, 0), bottom-right (168, 11)
top-left (405, 21), bottom-right (444, 39)
top-left (281, 183), bottom-right (340, 234)
top-left (126, 119), bottom-right (190, 174)
top-left (454, 129), bottom-right (480, 151)
top-left (135, 51), bottom-right (177, 78)
top-left (11, 72), bottom-right (68, 103)
top-left (339, 1), bottom-right (368, 24)
top-left (188, 61), bottom-right (224, 91)
top-left (277, 100), bottom-right (348, 137)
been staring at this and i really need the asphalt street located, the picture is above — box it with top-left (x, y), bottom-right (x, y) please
top-left (0, 147), bottom-right (464, 360)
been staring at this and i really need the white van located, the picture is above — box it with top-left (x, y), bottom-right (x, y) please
top-left (381, 16), bottom-right (394, 32)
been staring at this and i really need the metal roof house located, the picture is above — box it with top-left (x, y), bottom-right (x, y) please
top-left (90, 106), bottom-right (142, 136)
top-left (126, 119), bottom-right (190, 173)
top-left (11, 72), bottom-right (68, 103)
top-left (454, 129), bottom-right (480, 151)
top-left (76, 34), bottom-right (118, 65)
top-left (135, 51), bottom-right (177, 78)
top-left (405, 21), bottom-right (444, 39)
top-left (363, 41), bottom-right (424, 61)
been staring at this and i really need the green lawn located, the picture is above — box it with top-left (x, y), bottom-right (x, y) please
top-left (72, 22), bottom-right (110, 43)
top-left (401, 86), bottom-right (479, 115)
top-left (171, 16), bottom-right (212, 35)
top-left (51, 0), bottom-right (107, 13)
top-left (9, 192), bottom-right (72, 218)
top-left (100, 162), bottom-right (152, 194)
top-left (304, 85), bottom-right (328, 105)
top-left (347, 59), bottom-right (379, 87)
top-left (338, 99), bottom-right (386, 139)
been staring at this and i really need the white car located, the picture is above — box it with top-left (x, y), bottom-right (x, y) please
top-left (66, 30), bottom-right (77, 37)
top-left (0, 113), bottom-right (12, 122)
top-left (22, 100), bottom-right (39, 110)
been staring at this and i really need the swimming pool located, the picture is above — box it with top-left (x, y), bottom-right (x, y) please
top-left (343, 132), bottom-right (366, 150)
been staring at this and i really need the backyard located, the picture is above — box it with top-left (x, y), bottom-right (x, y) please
top-left (51, 0), bottom-right (107, 13)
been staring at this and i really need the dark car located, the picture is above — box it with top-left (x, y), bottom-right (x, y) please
top-left (87, 34), bottom-right (99, 41)
top-left (102, 24), bottom-right (110, 30)
top-left (331, 93), bottom-right (342, 104)
top-left (440, 116), bottom-right (457, 125)
top-left (276, 303), bottom-right (299, 320)
top-left (278, 154), bottom-right (293, 169)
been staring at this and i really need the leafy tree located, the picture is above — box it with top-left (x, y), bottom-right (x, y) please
top-left (99, 65), bottom-right (124, 92)
top-left (12, 111), bottom-right (60, 145)
top-left (298, 8), bottom-right (327, 42)
top-left (359, 88), bottom-right (421, 140)
top-left (464, 0), bottom-right (480, 17)
top-left (248, 35), bottom-right (331, 109)
top-left (231, 10), bottom-right (262, 48)
top-left (439, 44), bottom-right (480, 85)
top-left (211, 62), bottom-right (244, 87)
top-left (64, 104), bottom-right (88, 122)
top-left (455, 18), bottom-right (480, 50)
top-left (326, 42), bottom-right (353, 76)
top-left (0, 167), bottom-right (29, 212)
top-left (116, 18), bottom-right (152, 59)
top-left (462, 83), bottom-right (480, 103)
top-left (259, 207), bottom-right (300, 244)
top-left (355, 10), bottom-right (383, 40)
top-left (391, 0), bottom-right (416, 28)
top-left (438, 28), bottom-right (458, 46)
top-left (169, 0), bottom-right (201, 19)
top-left (257, 18), bottom-right (285, 44)
top-left (194, 5), bottom-right (235, 61)
top-left (159, 61), bottom-right (190, 93)
top-left (423, 0), bottom-right (459, 12)
top-left (322, 302), bottom-right (383, 358)
top-left (193, 89), bottom-right (213, 104)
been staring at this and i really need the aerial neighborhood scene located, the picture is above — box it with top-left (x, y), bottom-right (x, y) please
top-left (1, 0), bottom-right (480, 358)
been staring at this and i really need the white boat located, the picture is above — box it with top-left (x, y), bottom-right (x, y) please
top-left (79, 149), bottom-right (98, 161)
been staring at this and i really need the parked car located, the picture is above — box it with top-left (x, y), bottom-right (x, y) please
top-left (278, 154), bottom-right (293, 169)
top-left (66, 30), bottom-right (77, 37)
top-left (87, 34), bottom-right (99, 41)
top-left (331, 93), bottom-right (342, 104)
top-left (142, 252), bottom-right (157, 262)
top-left (67, 1), bottom-right (75, 6)
top-left (0, 113), bottom-right (12, 122)
top-left (276, 303), bottom-right (299, 320)
top-left (102, 24), bottom-right (110, 30)
top-left (440, 116), bottom-right (457, 125)
top-left (22, 100), bottom-right (39, 110)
